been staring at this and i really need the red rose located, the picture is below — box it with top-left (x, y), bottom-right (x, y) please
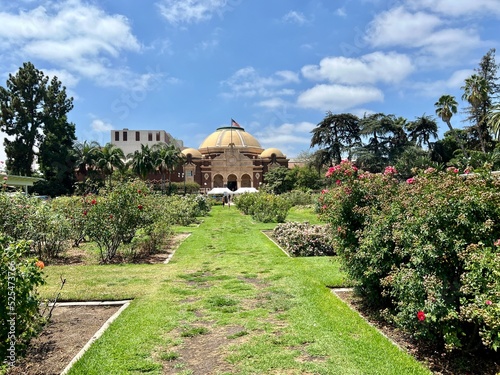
top-left (83, 210), bottom-right (88, 216)
top-left (91, 199), bottom-right (97, 205)
top-left (138, 205), bottom-right (143, 210)
top-left (417, 311), bottom-right (425, 321)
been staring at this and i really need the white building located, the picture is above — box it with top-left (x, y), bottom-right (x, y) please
top-left (110, 129), bottom-right (183, 156)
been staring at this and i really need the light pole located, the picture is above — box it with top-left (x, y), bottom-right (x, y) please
top-left (178, 172), bottom-right (186, 195)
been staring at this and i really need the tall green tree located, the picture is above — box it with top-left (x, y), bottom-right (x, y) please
top-left (355, 113), bottom-right (407, 172)
top-left (74, 140), bottom-right (101, 177)
top-left (95, 143), bottom-right (125, 187)
top-left (152, 143), bottom-right (184, 194)
top-left (462, 74), bottom-right (489, 152)
top-left (35, 76), bottom-right (76, 196)
top-left (405, 114), bottom-right (438, 150)
top-left (310, 112), bottom-right (361, 166)
top-left (0, 62), bottom-right (48, 176)
top-left (434, 94), bottom-right (468, 156)
top-left (127, 144), bottom-right (156, 180)
top-left (488, 104), bottom-right (500, 140)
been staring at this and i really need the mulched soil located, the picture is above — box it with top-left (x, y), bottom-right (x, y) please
top-left (6, 305), bottom-right (120, 375)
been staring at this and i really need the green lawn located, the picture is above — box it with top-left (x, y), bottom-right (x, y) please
top-left (42, 205), bottom-right (431, 375)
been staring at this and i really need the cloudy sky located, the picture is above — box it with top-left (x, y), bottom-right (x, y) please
top-left (0, 0), bottom-right (499, 164)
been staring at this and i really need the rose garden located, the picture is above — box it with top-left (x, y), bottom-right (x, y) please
top-left (1, 162), bottom-right (499, 374)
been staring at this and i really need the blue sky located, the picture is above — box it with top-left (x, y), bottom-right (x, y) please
top-left (0, 0), bottom-right (499, 166)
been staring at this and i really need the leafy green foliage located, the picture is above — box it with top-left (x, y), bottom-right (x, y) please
top-left (0, 236), bottom-right (45, 363)
top-left (234, 192), bottom-right (291, 223)
top-left (320, 161), bottom-right (500, 352)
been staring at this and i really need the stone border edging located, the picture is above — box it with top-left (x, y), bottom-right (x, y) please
top-left (261, 230), bottom-right (290, 257)
top-left (164, 232), bottom-right (191, 264)
top-left (59, 300), bottom-right (132, 375)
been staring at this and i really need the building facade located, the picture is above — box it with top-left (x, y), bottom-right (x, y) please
top-left (111, 129), bottom-right (182, 156)
top-left (181, 126), bottom-right (288, 192)
top-left (109, 125), bottom-right (288, 191)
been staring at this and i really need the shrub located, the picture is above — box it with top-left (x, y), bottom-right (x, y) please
top-left (50, 196), bottom-right (88, 247)
top-left (273, 222), bottom-right (335, 256)
top-left (282, 190), bottom-right (318, 207)
top-left (320, 162), bottom-right (500, 352)
top-left (236, 192), bottom-right (291, 223)
top-left (83, 180), bottom-right (152, 263)
top-left (29, 203), bottom-right (72, 259)
top-left (0, 236), bottom-right (45, 365)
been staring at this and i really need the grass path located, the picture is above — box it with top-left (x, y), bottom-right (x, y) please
top-left (59, 206), bottom-right (431, 375)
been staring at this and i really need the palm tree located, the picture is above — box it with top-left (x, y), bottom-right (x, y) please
top-left (127, 144), bottom-right (156, 180)
top-left (406, 114), bottom-right (438, 150)
top-left (488, 104), bottom-right (500, 141)
top-left (152, 143), bottom-right (185, 194)
top-left (73, 140), bottom-right (100, 177)
top-left (434, 95), bottom-right (468, 156)
top-left (95, 143), bottom-right (125, 187)
top-left (461, 74), bottom-right (489, 152)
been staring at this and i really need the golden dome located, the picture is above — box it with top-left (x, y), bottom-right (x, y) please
top-left (181, 147), bottom-right (202, 158)
top-left (261, 148), bottom-right (285, 158)
top-left (199, 127), bottom-right (263, 151)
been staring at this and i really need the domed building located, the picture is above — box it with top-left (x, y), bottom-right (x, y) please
top-left (181, 125), bottom-right (288, 192)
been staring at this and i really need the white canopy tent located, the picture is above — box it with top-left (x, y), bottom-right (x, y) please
top-left (206, 187), bottom-right (234, 196)
top-left (233, 187), bottom-right (258, 194)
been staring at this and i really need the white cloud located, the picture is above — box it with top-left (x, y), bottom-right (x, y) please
top-left (91, 119), bottom-right (113, 132)
top-left (282, 11), bottom-right (308, 25)
top-left (255, 121), bottom-right (316, 157)
top-left (364, 5), bottom-right (486, 66)
top-left (411, 69), bottom-right (474, 97)
top-left (157, 0), bottom-right (230, 25)
top-left (365, 6), bottom-right (442, 48)
top-left (335, 8), bottom-right (347, 17)
top-left (257, 98), bottom-right (288, 109)
top-left (297, 84), bottom-right (384, 112)
top-left (0, 1), bottom-right (162, 89)
top-left (301, 52), bottom-right (414, 85)
top-left (221, 67), bottom-right (299, 98)
top-left (405, 0), bottom-right (500, 17)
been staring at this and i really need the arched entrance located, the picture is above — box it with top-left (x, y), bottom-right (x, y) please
top-left (241, 174), bottom-right (252, 188)
top-left (213, 174), bottom-right (224, 188)
top-left (227, 174), bottom-right (237, 191)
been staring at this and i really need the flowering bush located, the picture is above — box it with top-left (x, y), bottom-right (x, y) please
top-left (83, 181), bottom-right (152, 263)
top-left (50, 196), bottom-right (88, 247)
top-left (0, 236), bottom-right (46, 363)
top-left (272, 222), bottom-right (335, 256)
top-left (320, 162), bottom-right (500, 352)
top-left (234, 192), bottom-right (291, 223)
top-left (29, 203), bottom-right (72, 259)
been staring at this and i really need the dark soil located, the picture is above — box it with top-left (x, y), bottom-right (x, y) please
top-left (6, 305), bottom-right (120, 375)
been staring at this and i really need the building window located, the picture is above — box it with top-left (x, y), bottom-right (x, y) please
top-left (156, 132), bottom-right (160, 141)
top-left (123, 131), bottom-right (128, 141)
top-left (135, 132), bottom-right (140, 141)
top-left (148, 132), bottom-right (152, 141)
top-left (115, 131), bottom-right (119, 141)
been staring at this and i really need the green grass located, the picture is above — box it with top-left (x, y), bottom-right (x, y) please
top-left (41, 205), bottom-right (430, 375)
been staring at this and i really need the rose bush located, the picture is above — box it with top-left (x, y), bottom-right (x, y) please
top-left (0, 236), bottom-right (45, 364)
top-left (234, 192), bottom-right (291, 223)
top-left (320, 162), bottom-right (500, 352)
